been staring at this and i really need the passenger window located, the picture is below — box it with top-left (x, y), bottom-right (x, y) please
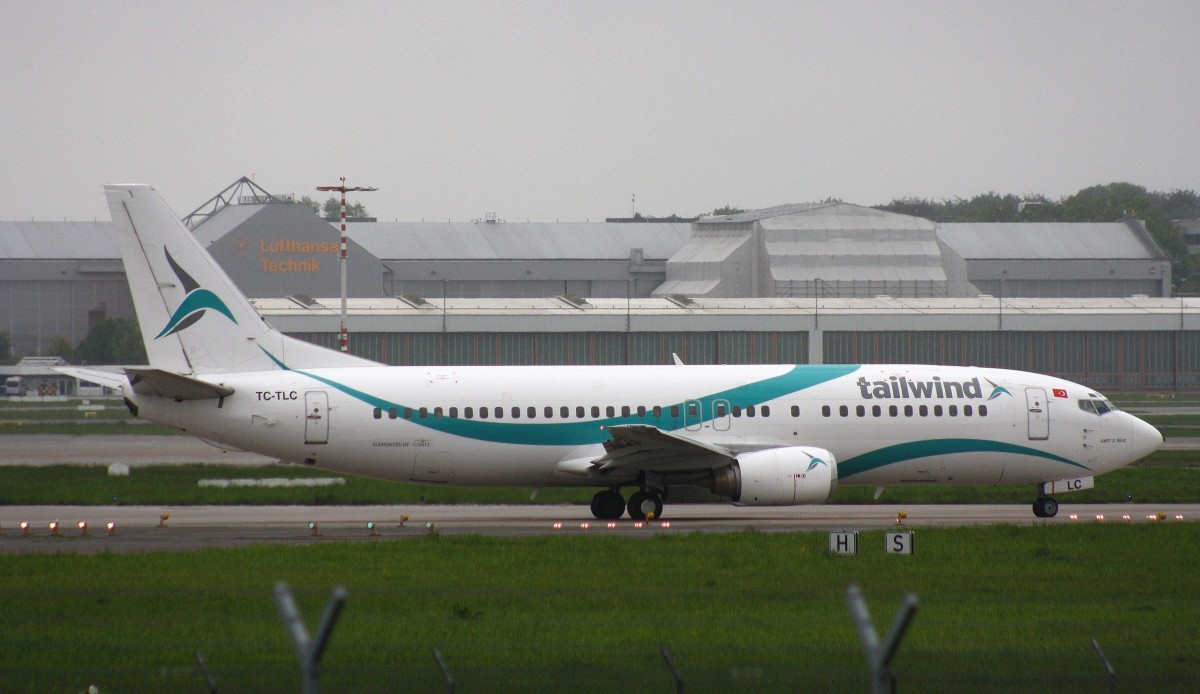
top-left (934, 405), bottom-right (943, 416)
top-left (621, 406), bottom-right (631, 417)
top-left (653, 405), bottom-right (663, 417)
top-left (575, 406), bottom-right (584, 418)
top-left (404, 407), bottom-right (413, 419)
top-left (387, 407), bottom-right (397, 420)
top-left (419, 407), bottom-right (428, 419)
top-left (637, 405), bottom-right (647, 417)
top-left (606, 406), bottom-right (616, 417)
top-left (670, 405), bottom-right (680, 417)
top-left (746, 406), bottom-right (756, 418)
top-left (732, 405), bottom-right (742, 418)
top-left (465, 406), bottom-right (474, 419)
top-left (963, 405), bottom-right (972, 417)
top-left (871, 405), bottom-right (881, 417)
top-left (511, 407), bottom-right (520, 419)
top-left (479, 407), bottom-right (488, 419)
top-left (434, 407), bottom-right (443, 419)
top-left (546, 406), bottom-right (554, 418)
top-left (889, 405), bottom-right (898, 417)
top-left (717, 402), bottom-right (727, 416)
top-left (528, 406), bottom-right (537, 419)
top-left (979, 405), bottom-right (988, 417)
top-left (591, 406), bottom-right (600, 418)
top-left (839, 405), bottom-right (849, 417)
top-left (904, 405), bottom-right (913, 417)
top-left (449, 407), bottom-right (458, 418)
top-left (919, 405), bottom-right (928, 417)
top-left (948, 405), bottom-right (957, 417)
top-left (373, 408), bottom-right (382, 419)
top-left (494, 407), bottom-right (503, 419)
top-left (856, 405), bottom-right (866, 417)
top-left (820, 405), bottom-right (829, 417)
top-left (761, 405), bottom-right (770, 417)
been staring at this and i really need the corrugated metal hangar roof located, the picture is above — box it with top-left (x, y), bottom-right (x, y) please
top-left (0, 221), bottom-right (117, 259)
top-left (938, 222), bottom-right (1164, 260)
top-left (254, 295), bottom-right (1200, 334)
top-left (346, 221), bottom-right (691, 261)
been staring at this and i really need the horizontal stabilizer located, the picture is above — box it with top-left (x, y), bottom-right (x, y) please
top-left (125, 368), bottom-right (234, 400)
top-left (54, 367), bottom-right (128, 391)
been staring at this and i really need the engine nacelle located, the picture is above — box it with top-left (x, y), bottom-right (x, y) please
top-left (707, 446), bottom-right (838, 506)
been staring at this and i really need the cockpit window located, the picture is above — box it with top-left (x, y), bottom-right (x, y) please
top-left (1078, 399), bottom-right (1115, 416)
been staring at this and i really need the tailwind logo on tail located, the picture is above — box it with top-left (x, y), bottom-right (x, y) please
top-left (155, 249), bottom-right (238, 339)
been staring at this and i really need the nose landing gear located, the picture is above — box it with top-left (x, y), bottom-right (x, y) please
top-left (1032, 496), bottom-right (1059, 518)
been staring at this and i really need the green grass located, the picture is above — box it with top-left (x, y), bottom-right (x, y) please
top-left (0, 450), bottom-right (1195, 506)
top-left (0, 525), bottom-right (1197, 692)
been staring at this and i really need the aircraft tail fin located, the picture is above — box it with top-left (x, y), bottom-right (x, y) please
top-left (105, 184), bottom-right (379, 374)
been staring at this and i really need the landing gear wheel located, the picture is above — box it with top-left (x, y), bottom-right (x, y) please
top-left (1032, 497), bottom-right (1059, 518)
top-left (627, 490), bottom-right (664, 521)
top-left (590, 489), bottom-right (626, 520)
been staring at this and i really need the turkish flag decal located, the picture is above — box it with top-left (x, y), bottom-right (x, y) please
top-left (1052, 388), bottom-right (1068, 399)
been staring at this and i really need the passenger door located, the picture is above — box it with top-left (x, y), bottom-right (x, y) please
top-left (1026, 387), bottom-right (1049, 440)
top-left (304, 391), bottom-right (329, 444)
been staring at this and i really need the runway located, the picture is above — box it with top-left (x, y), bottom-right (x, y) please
top-left (2, 434), bottom-right (1194, 554)
top-left (2, 503), bottom-right (1195, 555)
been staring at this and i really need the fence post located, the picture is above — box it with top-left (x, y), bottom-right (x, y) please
top-left (274, 582), bottom-right (347, 694)
top-left (660, 645), bottom-right (684, 693)
top-left (195, 651), bottom-right (217, 694)
top-left (1091, 637), bottom-right (1116, 694)
top-left (433, 647), bottom-right (456, 693)
top-left (846, 584), bottom-right (918, 694)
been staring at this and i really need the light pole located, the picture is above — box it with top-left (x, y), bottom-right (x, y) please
top-left (316, 178), bottom-right (377, 352)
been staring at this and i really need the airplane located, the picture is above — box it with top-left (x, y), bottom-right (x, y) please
top-left (62, 184), bottom-right (1164, 520)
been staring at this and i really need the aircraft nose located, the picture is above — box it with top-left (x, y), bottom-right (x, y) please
top-left (1129, 414), bottom-right (1164, 459)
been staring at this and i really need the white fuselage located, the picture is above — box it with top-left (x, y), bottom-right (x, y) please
top-left (126, 363), bottom-right (1161, 490)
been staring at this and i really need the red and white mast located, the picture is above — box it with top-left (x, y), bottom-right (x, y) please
top-left (316, 177), bottom-right (377, 352)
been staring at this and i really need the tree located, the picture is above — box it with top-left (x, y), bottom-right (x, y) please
top-left (76, 318), bottom-right (147, 365)
top-left (1061, 182), bottom-right (1186, 258)
top-left (711, 205), bottom-right (746, 216)
top-left (321, 195), bottom-right (369, 222)
top-left (298, 195), bottom-right (321, 215)
top-left (47, 336), bottom-right (76, 363)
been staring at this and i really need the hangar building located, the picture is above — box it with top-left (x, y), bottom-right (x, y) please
top-left (0, 179), bottom-right (1185, 389)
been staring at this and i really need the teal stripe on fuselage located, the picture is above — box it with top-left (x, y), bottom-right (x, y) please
top-left (290, 364), bottom-right (860, 447)
top-left (838, 439), bottom-right (1088, 479)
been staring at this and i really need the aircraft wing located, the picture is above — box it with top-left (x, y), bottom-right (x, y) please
top-left (125, 368), bottom-right (234, 400)
top-left (592, 424), bottom-right (735, 473)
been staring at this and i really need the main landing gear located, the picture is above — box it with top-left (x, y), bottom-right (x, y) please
top-left (1032, 495), bottom-right (1059, 518)
top-left (590, 489), bottom-right (626, 520)
top-left (589, 488), bottom-right (665, 520)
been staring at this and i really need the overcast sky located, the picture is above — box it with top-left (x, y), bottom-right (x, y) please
top-left (2, 1), bottom-right (1196, 223)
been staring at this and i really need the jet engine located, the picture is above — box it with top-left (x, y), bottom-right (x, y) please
top-left (704, 446), bottom-right (837, 505)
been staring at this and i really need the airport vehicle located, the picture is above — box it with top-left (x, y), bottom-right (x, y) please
top-left (4, 376), bottom-right (27, 397)
top-left (62, 185), bottom-right (1163, 519)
